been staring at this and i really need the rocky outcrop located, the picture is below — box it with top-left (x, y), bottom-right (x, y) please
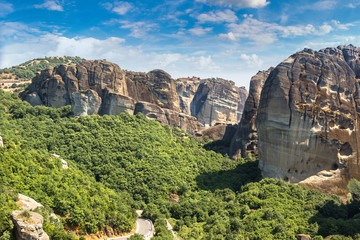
top-left (22, 60), bottom-right (247, 134)
top-left (176, 79), bottom-right (201, 115)
top-left (17, 194), bottom-right (43, 211)
top-left (0, 133), bottom-right (4, 148)
top-left (11, 210), bottom-right (50, 240)
top-left (230, 68), bottom-right (273, 159)
top-left (190, 79), bottom-right (247, 127)
top-left (254, 45), bottom-right (360, 196)
top-left (50, 154), bottom-right (68, 169)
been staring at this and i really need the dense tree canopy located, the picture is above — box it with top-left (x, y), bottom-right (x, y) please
top-left (0, 90), bottom-right (360, 239)
top-left (0, 56), bottom-right (84, 80)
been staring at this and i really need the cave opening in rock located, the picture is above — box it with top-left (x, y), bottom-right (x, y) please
top-left (331, 163), bottom-right (339, 170)
top-left (339, 142), bottom-right (352, 156)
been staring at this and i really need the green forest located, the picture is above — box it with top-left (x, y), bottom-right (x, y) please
top-left (0, 89), bottom-right (360, 239)
top-left (0, 57), bottom-right (84, 80)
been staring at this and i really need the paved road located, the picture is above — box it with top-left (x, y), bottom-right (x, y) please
top-left (103, 217), bottom-right (154, 240)
top-left (166, 219), bottom-right (178, 240)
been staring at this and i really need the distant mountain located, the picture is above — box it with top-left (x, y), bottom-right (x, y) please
top-left (0, 56), bottom-right (84, 80)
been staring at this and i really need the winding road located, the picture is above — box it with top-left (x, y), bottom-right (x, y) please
top-left (103, 211), bottom-right (154, 240)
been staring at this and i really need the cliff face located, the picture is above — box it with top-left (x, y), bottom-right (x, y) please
top-left (11, 210), bottom-right (50, 240)
top-left (22, 60), bottom-right (247, 134)
top-left (230, 68), bottom-right (273, 159)
top-left (190, 79), bottom-right (248, 127)
top-left (255, 45), bottom-right (360, 196)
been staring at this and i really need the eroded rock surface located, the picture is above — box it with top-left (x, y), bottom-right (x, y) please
top-left (230, 68), bottom-right (273, 159)
top-left (22, 60), bottom-right (247, 134)
top-left (11, 210), bottom-right (50, 240)
top-left (255, 45), bottom-right (360, 196)
top-left (190, 79), bottom-right (247, 127)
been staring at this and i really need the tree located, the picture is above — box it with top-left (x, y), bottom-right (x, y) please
top-left (348, 179), bottom-right (360, 199)
top-left (129, 233), bottom-right (145, 240)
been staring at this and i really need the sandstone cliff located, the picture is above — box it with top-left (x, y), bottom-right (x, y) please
top-left (190, 79), bottom-right (248, 127)
top-left (22, 60), bottom-right (247, 134)
top-left (230, 68), bottom-right (273, 159)
top-left (254, 45), bottom-right (360, 196)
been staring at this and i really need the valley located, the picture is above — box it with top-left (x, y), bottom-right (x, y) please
top-left (1, 46), bottom-right (360, 239)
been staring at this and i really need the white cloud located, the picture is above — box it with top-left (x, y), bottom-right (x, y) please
top-left (0, 1), bottom-right (13, 17)
top-left (0, 22), bottom-right (43, 41)
top-left (346, 2), bottom-right (360, 8)
top-left (188, 27), bottom-right (212, 36)
top-left (34, 0), bottom-right (63, 11)
top-left (239, 53), bottom-right (263, 67)
top-left (0, 23), bottom-right (222, 79)
top-left (312, 0), bottom-right (337, 10)
top-left (331, 20), bottom-right (354, 30)
top-left (103, 1), bottom-right (132, 15)
top-left (196, 9), bottom-right (238, 23)
top-left (196, 0), bottom-right (270, 8)
top-left (150, 53), bottom-right (182, 68)
top-left (104, 19), bottom-right (158, 38)
top-left (219, 16), bottom-right (355, 45)
top-left (120, 21), bottom-right (157, 38)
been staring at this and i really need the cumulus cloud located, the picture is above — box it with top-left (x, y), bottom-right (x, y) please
top-left (102, 1), bottom-right (132, 15)
top-left (188, 27), bottom-right (213, 36)
top-left (196, 9), bottom-right (238, 23)
top-left (239, 53), bottom-right (263, 67)
top-left (0, 1), bottom-right (13, 17)
top-left (34, 0), bottom-right (63, 11)
top-left (196, 0), bottom-right (270, 8)
top-left (219, 15), bottom-right (354, 44)
top-left (0, 22), bottom-right (222, 78)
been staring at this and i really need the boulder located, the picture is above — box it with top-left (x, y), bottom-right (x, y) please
top-left (11, 210), bottom-right (50, 240)
top-left (296, 234), bottom-right (312, 240)
top-left (17, 194), bottom-right (43, 211)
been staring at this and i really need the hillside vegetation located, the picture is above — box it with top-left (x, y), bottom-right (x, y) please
top-left (0, 90), bottom-right (360, 239)
top-left (0, 56), bottom-right (84, 80)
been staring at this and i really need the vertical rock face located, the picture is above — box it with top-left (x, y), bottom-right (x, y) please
top-left (256, 46), bottom-right (360, 196)
top-left (229, 68), bottom-right (273, 159)
top-left (190, 79), bottom-right (247, 127)
top-left (22, 60), bottom-right (248, 135)
top-left (11, 210), bottom-right (50, 240)
top-left (176, 79), bottom-right (201, 115)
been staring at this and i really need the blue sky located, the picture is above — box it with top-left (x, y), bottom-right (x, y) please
top-left (1, 0), bottom-right (360, 87)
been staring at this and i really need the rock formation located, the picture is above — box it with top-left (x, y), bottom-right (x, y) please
top-left (11, 210), bottom-right (50, 240)
top-left (0, 133), bottom-right (4, 148)
top-left (17, 194), bottom-right (43, 211)
top-left (50, 154), bottom-right (68, 169)
top-left (22, 60), bottom-right (247, 134)
top-left (253, 45), bottom-right (360, 196)
top-left (190, 79), bottom-right (247, 127)
top-left (230, 68), bottom-right (273, 159)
